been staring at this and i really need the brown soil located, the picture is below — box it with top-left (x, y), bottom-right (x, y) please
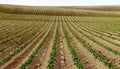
top-left (0, 24), bottom-right (49, 69)
top-left (70, 22), bottom-right (120, 68)
top-left (0, 25), bottom-right (31, 43)
top-left (0, 32), bottom-right (37, 59)
top-left (64, 22), bottom-right (108, 69)
top-left (82, 23), bottom-right (120, 42)
top-left (0, 25), bottom-right (34, 49)
top-left (79, 25), bottom-right (120, 52)
top-left (0, 23), bottom-right (44, 59)
top-left (53, 21), bottom-right (76, 69)
top-left (79, 23), bottom-right (120, 46)
top-left (26, 23), bottom-right (56, 69)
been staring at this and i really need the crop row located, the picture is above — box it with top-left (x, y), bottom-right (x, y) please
top-left (62, 23), bottom-right (83, 69)
top-left (0, 21), bottom-right (50, 66)
top-left (0, 16), bottom-right (52, 53)
top-left (47, 22), bottom-right (58, 69)
top-left (19, 19), bottom-right (54, 69)
top-left (0, 22), bottom-right (32, 40)
top-left (64, 16), bottom-right (118, 69)
top-left (0, 23), bottom-right (34, 46)
top-left (68, 17), bottom-right (120, 55)
top-left (75, 17), bottom-right (120, 41)
top-left (77, 22), bottom-right (120, 46)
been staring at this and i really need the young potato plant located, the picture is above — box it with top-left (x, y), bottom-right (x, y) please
top-left (19, 23), bottom-right (53, 69)
top-left (62, 24), bottom-right (83, 69)
top-left (0, 22), bottom-right (49, 66)
top-left (48, 25), bottom-right (58, 69)
top-left (67, 21), bottom-right (118, 69)
top-left (71, 22), bottom-right (120, 55)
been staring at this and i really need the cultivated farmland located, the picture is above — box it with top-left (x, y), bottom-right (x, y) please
top-left (0, 4), bottom-right (120, 69)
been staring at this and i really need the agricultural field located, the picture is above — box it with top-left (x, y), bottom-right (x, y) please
top-left (0, 4), bottom-right (120, 69)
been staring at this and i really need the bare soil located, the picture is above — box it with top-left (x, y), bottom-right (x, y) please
top-left (53, 22), bottom-right (76, 69)
top-left (64, 22), bottom-right (108, 69)
top-left (26, 24), bottom-right (55, 69)
top-left (0, 27), bottom-right (48, 69)
top-left (71, 22), bottom-right (120, 68)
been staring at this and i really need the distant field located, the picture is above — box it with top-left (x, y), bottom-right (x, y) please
top-left (0, 4), bottom-right (120, 69)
